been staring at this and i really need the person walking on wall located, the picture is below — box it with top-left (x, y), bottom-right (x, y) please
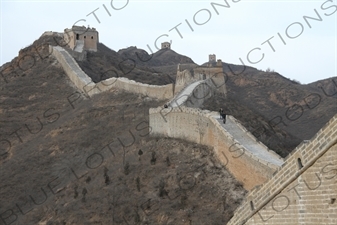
top-left (223, 113), bottom-right (227, 124)
top-left (219, 108), bottom-right (224, 119)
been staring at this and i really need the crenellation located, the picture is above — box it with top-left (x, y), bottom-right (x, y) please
top-left (228, 114), bottom-right (337, 225)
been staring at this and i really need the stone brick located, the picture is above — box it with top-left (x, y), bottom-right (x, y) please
top-left (227, 115), bottom-right (337, 225)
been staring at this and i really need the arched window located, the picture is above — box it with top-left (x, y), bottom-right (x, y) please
top-left (297, 158), bottom-right (303, 169)
top-left (250, 201), bottom-right (254, 210)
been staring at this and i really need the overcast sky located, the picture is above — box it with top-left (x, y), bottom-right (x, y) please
top-left (1, 0), bottom-right (336, 84)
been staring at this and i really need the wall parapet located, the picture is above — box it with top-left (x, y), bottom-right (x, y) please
top-left (149, 106), bottom-right (283, 189)
top-left (227, 114), bottom-right (337, 225)
top-left (49, 45), bottom-right (174, 100)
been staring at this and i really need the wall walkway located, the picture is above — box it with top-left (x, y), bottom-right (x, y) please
top-left (216, 115), bottom-right (283, 167)
top-left (167, 80), bottom-right (204, 107)
top-left (167, 80), bottom-right (283, 166)
top-left (149, 106), bottom-right (284, 190)
top-left (150, 80), bottom-right (283, 189)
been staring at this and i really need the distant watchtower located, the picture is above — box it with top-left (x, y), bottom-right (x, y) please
top-left (63, 25), bottom-right (99, 52)
top-left (216, 59), bottom-right (222, 67)
top-left (161, 42), bottom-right (171, 49)
top-left (209, 54), bottom-right (216, 62)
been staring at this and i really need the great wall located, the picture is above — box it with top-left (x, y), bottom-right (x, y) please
top-left (227, 115), bottom-right (337, 225)
top-left (47, 26), bottom-right (337, 224)
top-left (49, 45), bottom-right (174, 100)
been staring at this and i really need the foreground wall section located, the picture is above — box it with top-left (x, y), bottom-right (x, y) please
top-left (228, 114), bottom-right (337, 225)
top-left (149, 106), bottom-right (279, 190)
top-left (49, 45), bottom-right (174, 100)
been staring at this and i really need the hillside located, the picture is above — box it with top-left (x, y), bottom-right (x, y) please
top-left (1, 32), bottom-right (336, 224)
top-left (76, 45), bottom-right (197, 85)
top-left (118, 47), bottom-right (195, 67)
top-left (75, 43), bottom-right (336, 158)
top-left (0, 34), bottom-right (246, 225)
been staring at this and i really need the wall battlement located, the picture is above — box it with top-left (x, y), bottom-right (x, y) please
top-left (49, 45), bottom-right (174, 100)
top-left (227, 114), bottom-right (337, 225)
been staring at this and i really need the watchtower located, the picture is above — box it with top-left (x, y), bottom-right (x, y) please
top-left (63, 25), bottom-right (99, 52)
top-left (161, 42), bottom-right (171, 49)
top-left (209, 54), bottom-right (216, 62)
top-left (216, 59), bottom-right (222, 67)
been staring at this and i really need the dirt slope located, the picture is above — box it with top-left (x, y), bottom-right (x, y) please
top-left (197, 63), bottom-right (337, 157)
top-left (0, 35), bottom-right (246, 225)
top-left (77, 45), bottom-right (196, 85)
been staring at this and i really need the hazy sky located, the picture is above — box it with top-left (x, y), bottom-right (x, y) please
top-left (1, 0), bottom-right (336, 84)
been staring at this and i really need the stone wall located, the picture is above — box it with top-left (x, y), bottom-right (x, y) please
top-left (66, 48), bottom-right (87, 61)
top-left (149, 106), bottom-right (281, 190)
top-left (175, 69), bottom-right (195, 94)
top-left (175, 66), bottom-right (226, 95)
top-left (227, 114), bottom-right (337, 225)
top-left (49, 45), bottom-right (174, 100)
top-left (41, 31), bottom-right (63, 38)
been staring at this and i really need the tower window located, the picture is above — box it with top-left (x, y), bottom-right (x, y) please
top-left (297, 158), bottom-right (303, 169)
top-left (250, 201), bottom-right (254, 210)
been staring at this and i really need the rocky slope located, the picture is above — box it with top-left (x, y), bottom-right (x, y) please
top-left (198, 63), bottom-right (336, 157)
top-left (0, 34), bottom-right (246, 225)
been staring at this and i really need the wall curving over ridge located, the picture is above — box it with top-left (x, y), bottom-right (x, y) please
top-left (149, 106), bottom-right (284, 190)
top-left (49, 45), bottom-right (174, 100)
